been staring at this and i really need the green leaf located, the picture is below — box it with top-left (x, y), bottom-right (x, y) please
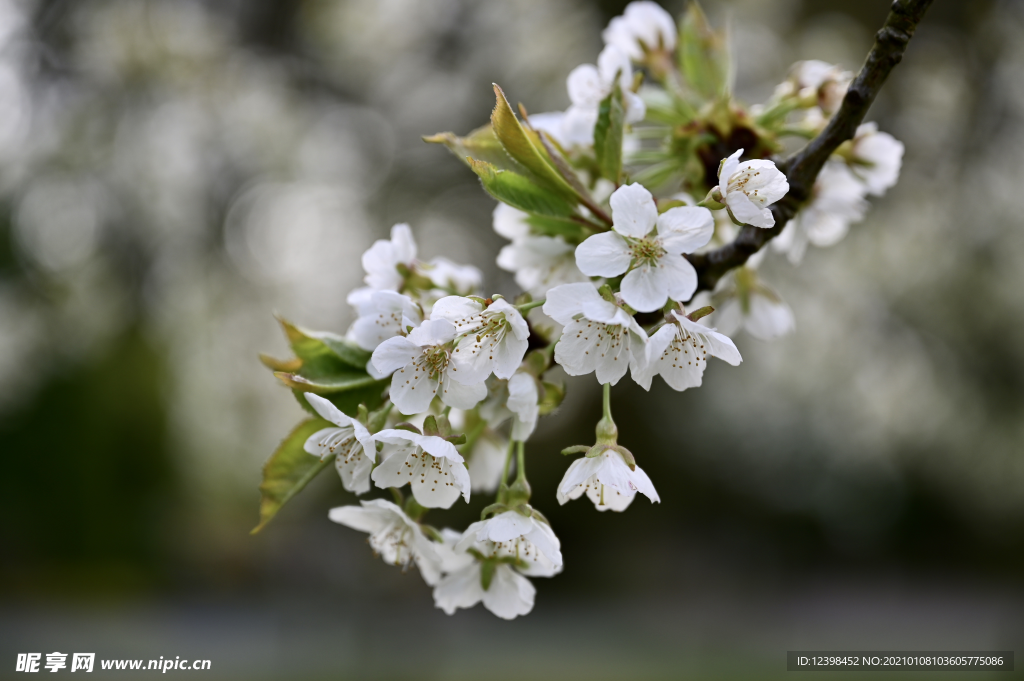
top-left (490, 84), bottom-right (579, 201)
top-left (594, 85), bottom-right (625, 184)
top-left (468, 159), bottom-right (577, 217)
top-left (252, 418), bottom-right (333, 534)
top-left (679, 1), bottom-right (732, 101)
top-left (274, 371), bottom-right (381, 394)
top-left (276, 317), bottom-right (366, 377)
top-left (480, 560), bottom-right (496, 591)
top-left (424, 125), bottom-right (527, 173)
top-left (524, 215), bottom-right (589, 242)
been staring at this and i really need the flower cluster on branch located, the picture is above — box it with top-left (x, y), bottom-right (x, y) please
top-left (254, 0), bottom-right (931, 619)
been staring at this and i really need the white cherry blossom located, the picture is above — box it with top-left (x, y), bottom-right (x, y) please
top-left (458, 511), bottom-right (563, 572)
top-left (641, 310), bottom-right (742, 391)
top-left (786, 59), bottom-right (852, 114)
top-left (329, 499), bottom-right (441, 582)
top-left (575, 183), bottom-right (714, 312)
top-left (692, 268), bottom-right (795, 341)
top-left (543, 282), bottom-right (649, 386)
top-left (716, 149), bottom-right (790, 229)
top-left (557, 449), bottom-right (660, 512)
top-left (507, 373), bottom-right (539, 441)
top-left (424, 257), bottom-right (483, 295)
top-left (361, 223), bottom-right (417, 291)
top-left (602, 1), bottom-right (677, 61)
top-left (371, 318), bottom-right (487, 414)
top-left (532, 45), bottom-right (645, 147)
top-left (850, 122), bottom-right (904, 196)
top-left (371, 428), bottom-right (471, 509)
top-left (348, 290), bottom-right (422, 351)
top-left (772, 161), bottom-right (868, 264)
top-left (430, 296), bottom-right (530, 383)
top-left (493, 205), bottom-right (588, 297)
top-left (302, 393), bottom-right (377, 494)
top-left (467, 431), bottom-right (509, 494)
top-left (432, 550), bottom-right (536, 620)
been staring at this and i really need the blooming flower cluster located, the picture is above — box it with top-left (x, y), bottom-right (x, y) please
top-left (255, 1), bottom-right (905, 620)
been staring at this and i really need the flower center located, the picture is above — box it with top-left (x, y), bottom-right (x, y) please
top-left (420, 345), bottom-right (451, 379)
top-left (730, 169), bottom-right (768, 206)
top-left (629, 237), bottom-right (665, 268)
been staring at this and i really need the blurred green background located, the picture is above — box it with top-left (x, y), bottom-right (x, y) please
top-left (0, 0), bottom-right (1021, 679)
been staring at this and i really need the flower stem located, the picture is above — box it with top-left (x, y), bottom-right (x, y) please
top-left (516, 299), bottom-right (546, 313)
top-left (515, 440), bottom-right (526, 483)
top-left (501, 437), bottom-right (515, 485)
top-left (602, 382), bottom-right (613, 423)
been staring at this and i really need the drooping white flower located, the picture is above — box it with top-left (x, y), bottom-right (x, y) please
top-left (850, 122), bottom-right (904, 196)
top-left (786, 60), bottom-right (852, 114)
top-left (543, 282), bottom-right (649, 386)
top-left (575, 183), bottom-right (714, 312)
top-left (348, 290), bottom-right (422, 351)
top-left (329, 499), bottom-right (441, 582)
top-left (302, 393), bottom-right (377, 494)
top-left (557, 449), bottom-right (660, 512)
top-left (640, 310), bottom-right (742, 391)
top-left (432, 550), bottom-right (536, 620)
top-left (433, 522), bottom-right (560, 620)
top-left (371, 428), bottom-right (471, 508)
top-left (371, 318), bottom-right (487, 414)
top-left (361, 223), bottom-right (417, 291)
top-left (429, 296), bottom-right (530, 383)
top-left (772, 161), bottom-right (868, 264)
top-left (602, 1), bottom-right (677, 61)
top-left (692, 268), bottom-right (795, 341)
top-left (424, 257), bottom-right (483, 296)
top-left (467, 430), bottom-right (509, 494)
top-left (507, 372), bottom-right (539, 441)
top-left (533, 45), bottom-right (646, 147)
top-left (715, 149), bottom-right (790, 229)
top-left (458, 511), bottom-right (563, 572)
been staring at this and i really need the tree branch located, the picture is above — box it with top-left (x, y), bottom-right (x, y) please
top-left (687, 0), bottom-right (933, 293)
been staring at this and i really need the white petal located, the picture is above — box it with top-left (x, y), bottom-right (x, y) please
top-left (410, 456), bottom-right (465, 509)
top-left (558, 456), bottom-right (604, 498)
top-left (468, 434), bottom-right (508, 493)
top-left (492, 203), bottom-right (530, 240)
top-left (433, 563), bottom-right (485, 615)
top-left (369, 445), bottom-right (411, 490)
top-left (660, 252), bottom-right (698, 303)
top-left (597, 44), bottom-right (632, 91)
top-left (657, 206), bottom-right (715, 254)
top-left (566, 64), bottom-right (605, 108)
top-left (304, 426), bottom-right (351, 460)
top-left (507, 373), bottom-right (539, 441)
top-left (575, 232), bottom-right (632, 277)
top-left (371, 336), bottom-right (420, 376)
top-left (719, 149), bottom-right (743, 188)
top-left (439, 372), bottom-right (487, 410)
top-left (390, 223), bottom-right (417, 264)
top-left (580, 298), bottom-right (630, 325)
top-left (389, 368), bottom-right (438, 415)
top-left (336, 445), bottom-right (373, 494)
top-left (409, 432), bottom-right (464, 463)
top-left (407, 318), bottom-right (457, 346)
top-left (328, 501), bottom-right (395, 534)
top-left (620, 264), bottom-right (669, 312)
top-left (585, 480), bottom-right (636, 511)
top-left (609, 183), bottom-right (657, 238)
top-left (543, 282), bottom-right (603, 325)
top-left (481, 565), bottom-right (535, 620)
top-left (627, 463), bottom-right (660, 504)
top-left (726, 191), bottom-right (774, 228)
top-left (430, 296), bottom-right (483, 324)
top-left (303, 393), bottom-right (353, 428)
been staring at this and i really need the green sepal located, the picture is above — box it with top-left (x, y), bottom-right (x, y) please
top-left (679, 1), bottom-right (733, 102)
top-left (468, 158), bottom-right (577, 218)
top-left (404, 496), bottom-right (427, 522)
top-left (561, 445), bottom-right (589, 456)
top-left (420, 524), bottom-right (443, 543)
top-left (480, 560), bottom-right (496, 591)
top-left (686, 305), bottom-right (715, 322)
top-left (506, 477), bottom-right (532, 505)
top-left (251, 418), bottom-right (333, 534)
top-left (480, 503), bottom-right (508, 520)
top-left (393, 422), bottom-right (422, 435)
top-left (422, 414), bottom-right (440, 437)
top-left (530, 508), bottom-right (551, 526)
top-left (538, 381), bottom-right (565, 416)
top-left (594, 83), bottom-right (625, 184)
